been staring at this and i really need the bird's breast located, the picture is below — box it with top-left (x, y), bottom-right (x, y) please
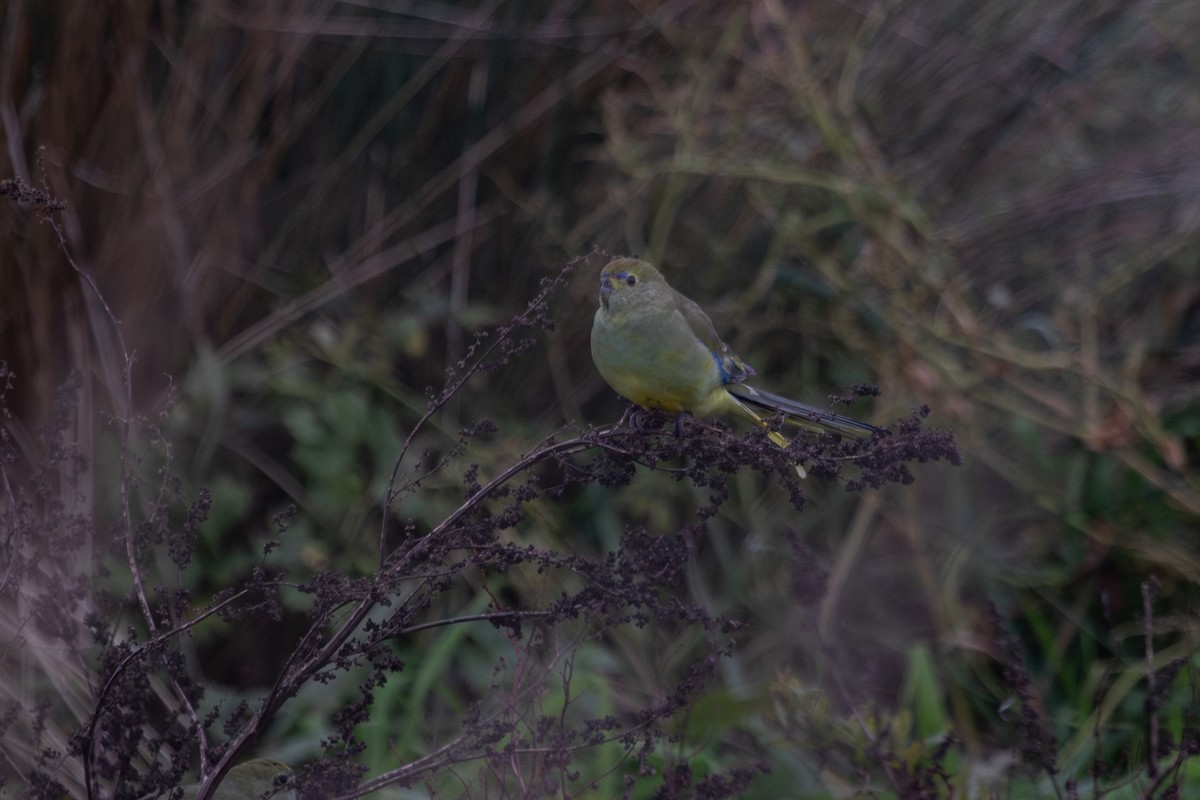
top-left (591, 308), bottom-right (725, 414)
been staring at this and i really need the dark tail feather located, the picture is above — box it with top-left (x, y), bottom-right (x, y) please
top-left (727, 384), bottom-right (882, 438)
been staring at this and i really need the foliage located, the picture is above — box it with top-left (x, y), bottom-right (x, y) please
top-left (0, 224), bottom-right (954, 797)
top-left (3, 0), bottom-right (1200, 798)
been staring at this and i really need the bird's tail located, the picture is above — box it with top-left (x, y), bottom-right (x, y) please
top-left (725, 394), bottom-right (807, 478)
top-left (726, 384), bottom-right (881, 438)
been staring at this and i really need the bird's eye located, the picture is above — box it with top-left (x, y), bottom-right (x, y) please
top-left (624, 275), bottom-right (637, 286)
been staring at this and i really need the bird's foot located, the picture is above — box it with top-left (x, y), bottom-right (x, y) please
top-left (620, 405), bottom-right (666, 434)
top-left (672, 411), bottom-right (695, 438)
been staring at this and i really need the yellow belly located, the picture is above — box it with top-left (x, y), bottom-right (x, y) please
top-left (591, 311), bottom-right (727, 415)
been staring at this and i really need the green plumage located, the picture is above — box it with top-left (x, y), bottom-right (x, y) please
top-left (590, 258), bottom-right (880, 462)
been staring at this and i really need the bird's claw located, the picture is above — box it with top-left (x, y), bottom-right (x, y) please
top-left (620, 405), bottom-right (656, 433)
top-left (672, 412), bottom-right (694, 438)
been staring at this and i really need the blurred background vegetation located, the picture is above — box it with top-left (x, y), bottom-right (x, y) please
top-left (2, 0), bottom-right (1199, 796)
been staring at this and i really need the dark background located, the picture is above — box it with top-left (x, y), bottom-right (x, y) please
top-left (2, 1), bottom-right (1198, 796)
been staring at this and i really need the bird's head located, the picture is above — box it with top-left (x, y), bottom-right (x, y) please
top-left (597, 258), bottom-right (666, 312)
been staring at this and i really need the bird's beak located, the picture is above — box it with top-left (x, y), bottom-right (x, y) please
top-left (599, 274), bottom-right (612, 310)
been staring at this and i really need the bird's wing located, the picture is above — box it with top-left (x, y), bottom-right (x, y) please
top-left (667, 285), bottom-right (756, 384)
top-left (727, 384), bottom-right (881, 438)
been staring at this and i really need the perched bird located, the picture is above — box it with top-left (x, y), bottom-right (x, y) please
top-left (186, 758), bottom-right (296, 800)
top-left (590, 258), bottom-right (880, 471)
